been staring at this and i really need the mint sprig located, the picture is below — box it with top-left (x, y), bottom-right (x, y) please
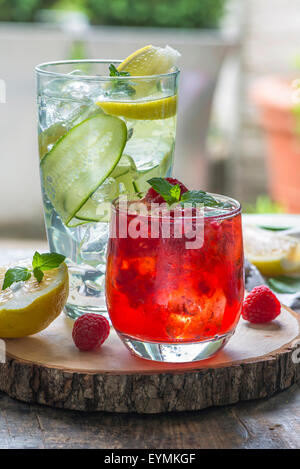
top-left (147, 178), bottom-right (181, 205)
top-left (147, 177), bottom-right (232, 209)
top-left (181, 190), bottom-right (232, 208)
top-left (2, 251), bottom-right (66, 290)
top-left (266, 276), bottom-right (300, 294)
top-left (2, 267), bottom-right (31, 291)
top-left (32, 251), bottom-right (66, 283)
top-left (109, 63), bottom-right (130, 77)
top-left (109, 64), bottom-right (136, 96)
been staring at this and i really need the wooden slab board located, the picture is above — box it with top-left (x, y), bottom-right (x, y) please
top-left (0, 305), bottom-right (299, 413)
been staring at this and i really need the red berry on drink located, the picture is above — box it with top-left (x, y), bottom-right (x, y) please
top-left (72, 313), bottom-right (110, 351)
top-left (242, 286), bottom-right (281, 323)
top-left (145, 177), bottom-right (188, 203)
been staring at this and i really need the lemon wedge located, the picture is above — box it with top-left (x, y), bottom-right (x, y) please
top-left (117, 44), bottom-right (180, 76)
top-left (0, 261), bottom-right (69, 338)
top-left (243, 225), bottom-right (300, 276)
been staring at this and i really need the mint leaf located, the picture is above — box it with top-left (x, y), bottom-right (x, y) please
top-left (109, 64), bottom-right (130, 77)
top-left (180, 190), bottom-right (208, 206)
top-left (170, 184), bottom-right (181, 202)
top-left (1, 251), bottom-right (66, 289)
top-left (267, 276), bottom-right (300, 294)
top-left (33, 267), bottom-right (44, 283)
top-left (109, 64), bottom-right (119, 76)
top-left (109, 64), bottom-right (136, 96)
top-left (258, 225), bottom-right (291, 232)
top-left (2, 267), bottom-right (31, 290)
top-left (147, 178), bottom-right (182, 205)
top-left (147, 178), bottom-right (233, 209)
top-left (32, 252), bottom-right (65, 272)
top-left (181, 191), bottom-right (232, 209)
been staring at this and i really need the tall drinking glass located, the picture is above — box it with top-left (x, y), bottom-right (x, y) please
top-left (36, 60), bottom-right (179, 319)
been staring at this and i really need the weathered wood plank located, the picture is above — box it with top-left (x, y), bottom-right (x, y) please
top-left (0, 384), bottom-right (299, 449)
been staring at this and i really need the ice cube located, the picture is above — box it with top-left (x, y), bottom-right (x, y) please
top-left (77, 223), bottom-right (110, 267)
top-left (61, 80), bottom-right (93, 101)
top-left (91, 177), bottom-right (118, 203)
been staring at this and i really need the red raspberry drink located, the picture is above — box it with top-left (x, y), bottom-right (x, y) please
top-left (106, 190), bottom-right (244, 362)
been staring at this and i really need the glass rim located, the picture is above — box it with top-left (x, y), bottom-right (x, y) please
top-left (111, 191), bottom-right (242, 221)
top-left (35, 59), bottom-right (180, 81)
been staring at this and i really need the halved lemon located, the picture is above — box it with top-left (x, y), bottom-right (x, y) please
top-left (0, 261), bottom-right (69, 338)
top-left (243, 225), bottom-right (300, 276)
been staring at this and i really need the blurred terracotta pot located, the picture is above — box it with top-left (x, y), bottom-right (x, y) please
top-left (252, 76), bottom-right (300, 213)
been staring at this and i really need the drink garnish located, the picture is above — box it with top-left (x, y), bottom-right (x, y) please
top-left (0, 260), bottom-right (68, 338)
top-left (109, 63), bottom-right (136, 96)
top-left (146, 178), bottom-right (182, 204)
top-left (266, 275), bottom-right (300, 294)
top-left (41, 114), bottom-right (127, 225)
top-left (2, 252), bottom-right (65, 290)
top-left (72, 313), bottom-right (110, 351)
top-left (147, 177), bottom-right (232, 208)
top-left (109, 63), bottom-right (130, 77)
top-left (116, 45), bottom-right (180, 76)
top-left (242, 286), bottom-right (281, 323)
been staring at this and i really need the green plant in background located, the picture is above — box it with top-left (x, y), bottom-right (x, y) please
top-left (51, 0), bottom-right (88, 14)
top-left (85, 0), bottom-right (227, 29)
top-left (0, 0), bottom-right (228, 29)
top-left (244, 195), bottom-right (284, 214)
top-left (0, 0), bottom-right (45, 22)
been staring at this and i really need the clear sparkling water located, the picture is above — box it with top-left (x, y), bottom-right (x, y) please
top-left (43, 193), bottom-right (110, 316)
top-left (38, 76), bottom-right (176, 319)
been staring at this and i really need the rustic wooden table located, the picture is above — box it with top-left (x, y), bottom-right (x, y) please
top-left (0, 239), bottom-right (299, 449)
top-left (0, 384), bottom-right (300, 449)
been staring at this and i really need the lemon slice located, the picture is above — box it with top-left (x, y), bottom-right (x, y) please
top-left (117, 44), bottom-right (180, 76)
top-left (97, 45), bottom-right (179, 120)
top-left (98, 95), bottom-right (177, 120)
top-left (0, 262), bottom-right (69, 338)
top-left (243, 225), bottom-right (300, 276)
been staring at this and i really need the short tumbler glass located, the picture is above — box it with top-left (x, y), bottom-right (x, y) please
top-left (106, 193), bottom-right (244, 363)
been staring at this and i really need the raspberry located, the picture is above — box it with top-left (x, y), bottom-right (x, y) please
top-left (145, 177), bottom-right (188, 203)
top-left (72, 313), bottom-right (110, 351)
top-left (242, 285), bottom-right (281, 323)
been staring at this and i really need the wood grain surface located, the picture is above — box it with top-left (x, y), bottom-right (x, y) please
top-left (0, 383), bottom-right (300, 449)
top-left (0, 306), bottom-right (299, 413)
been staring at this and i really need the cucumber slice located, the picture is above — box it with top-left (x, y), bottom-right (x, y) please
top-left (66, 217), bottom-right (92, 228)
top-left (75, 155), bottom-right (137, 223)
top-left (41, 114), bottom-right (127, 225)
top-left (76, 177), bottom-right (118, 223)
